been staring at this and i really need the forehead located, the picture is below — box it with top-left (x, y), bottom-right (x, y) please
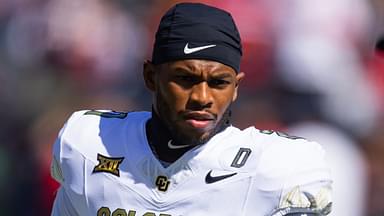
top-left (158, 59), bottom-right (237, 75)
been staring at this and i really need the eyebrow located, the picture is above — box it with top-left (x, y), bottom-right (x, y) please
top-left (169, 63), bottom-right (235, 77)
top-left (210, 72), bottom-right (234, 79)
top-left (168, 67), bottom-right (194, 76)
top-left (171, 68), bottom-right (235, 79)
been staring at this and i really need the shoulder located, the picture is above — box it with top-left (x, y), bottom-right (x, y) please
top-left (210, 127), bottom-right (327, 170)
top-left (61, 110), bottom-right (150, 132)
top-left (248, 128), bottom-right (331, 189)
top-left (58, 110), bottom-right (149, 144)
top-left (254, 129), bottom-right (333, 216)
top-left (238, 128), bottom-right (332, 215)
top-left (51, 110), bottom-right (150, 181)
top-left (254, 129), bottom-right (326, 169)
top-left (55, 109), bottom-right (150, 148)
top-left (221, 127), bottom-right (330, 185)
top-left (202, 126), bottom-right (332, 213)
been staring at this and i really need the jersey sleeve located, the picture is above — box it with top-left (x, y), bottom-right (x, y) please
top-left (51, 187), bottom-right (81, 216)
top-left (50, 111), bottom-right (89, 216)
top-left (269, 140), bottom-right (333, 216)
top-left (252, 129), bottom-right (333, 216)
top-left (269, 180), bottom-right (332, 216)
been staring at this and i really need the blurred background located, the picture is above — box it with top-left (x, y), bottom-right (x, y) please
top-left (0, 0), bottom-right (383, 215)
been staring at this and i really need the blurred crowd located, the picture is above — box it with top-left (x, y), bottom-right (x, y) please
top-left (0, 0), bottom-right (383, 215)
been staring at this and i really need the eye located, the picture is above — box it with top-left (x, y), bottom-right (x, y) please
top-left (176, 75), bottom-right (197, 83)
top-left (208, 79), bottom-right (231, 87)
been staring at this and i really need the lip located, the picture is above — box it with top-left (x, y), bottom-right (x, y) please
top-left (185, 119), bottom-right (213, 129)
top-left (183, 111), bottom-right (215, 120)
top-left (183, 111), bottom-right (216, 130)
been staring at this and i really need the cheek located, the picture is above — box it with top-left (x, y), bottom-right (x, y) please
top-left (159, 82), bottom-right (189, 111)
top-left (213, 89), bottom-right (235, 112)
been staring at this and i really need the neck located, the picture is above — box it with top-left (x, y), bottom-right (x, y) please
top-left (146, 110), bottom-right (193, 163)
top-left (146, 108), bottom-right (231, 164)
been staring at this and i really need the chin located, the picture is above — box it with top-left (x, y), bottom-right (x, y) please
top-left (175, 128), bottom-right (215, 146)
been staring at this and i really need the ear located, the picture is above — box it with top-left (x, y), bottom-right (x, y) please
top-left (232, 72), bottom-right (245, 102)
top-left (143, 60), bottom-right (156, 92)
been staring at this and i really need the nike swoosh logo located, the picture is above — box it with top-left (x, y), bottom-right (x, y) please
top-left (167, 140), bottom-right (190, 149)
top-left (205, 170), bottom-right (237, 184)
top-left (184, 43), bottom-right (216, 54)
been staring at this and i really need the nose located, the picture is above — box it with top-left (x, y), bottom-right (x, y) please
top-left (188, 81), bottom-right (213, 109)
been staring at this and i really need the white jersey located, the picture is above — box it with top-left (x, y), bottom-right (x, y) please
top-left (51, 110), bottom-right (332, 216)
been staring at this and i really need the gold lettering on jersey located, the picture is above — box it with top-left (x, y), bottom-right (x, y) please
top-left (155, 176), bottom-right (170, 192)
top-left (97, 207), bottom-right (171, 216)
top-left (93, 154), bottom-right (124, 177)
top-left (97, 207), bottom-right (111, 216)
top-left (128, 210), bottom-right (137, 216)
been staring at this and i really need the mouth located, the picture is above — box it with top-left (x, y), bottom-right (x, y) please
top-left (183, 111), bottom-right (216, 130)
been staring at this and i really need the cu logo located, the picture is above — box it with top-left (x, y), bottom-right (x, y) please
top-left (155, 176), bottom-right (170, 192)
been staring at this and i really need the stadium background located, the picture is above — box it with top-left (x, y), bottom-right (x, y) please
top-left (0, 0), bottom-right (383, 215)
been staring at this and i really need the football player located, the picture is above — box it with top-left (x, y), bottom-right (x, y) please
top-left (51, 3), bottom-right (332, 216)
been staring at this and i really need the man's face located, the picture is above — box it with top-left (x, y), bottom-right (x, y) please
top-left (144, 59), bottom-right (244, 145)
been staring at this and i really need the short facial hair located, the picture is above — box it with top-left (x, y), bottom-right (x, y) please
top-left (155, 90), bottom-right (232, 146)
